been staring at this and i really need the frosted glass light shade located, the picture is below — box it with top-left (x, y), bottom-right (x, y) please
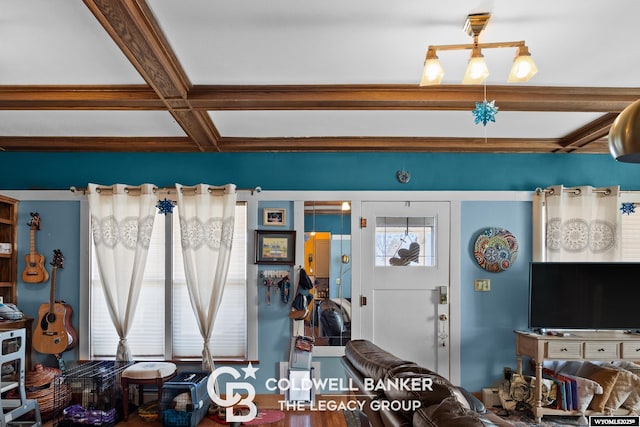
top-left (420, 58), bottom-right (444, 86)
top-left (462, 55), bottom-right (489, 84)
top-left (508, 52), bottom-right (538, 82)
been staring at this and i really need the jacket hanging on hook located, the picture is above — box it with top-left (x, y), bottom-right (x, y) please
top-left (289, 268), bottom-right (313, 320)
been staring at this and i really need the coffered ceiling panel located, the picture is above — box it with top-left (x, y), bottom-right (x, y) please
top-left (2, 0), bottom-right (143, 84)
top-left (1, 0), bottom-right (639, 153)
top-left (0, 111), bottom-right (184, 136)
top-left (210, 111), bottom-right (603, 138)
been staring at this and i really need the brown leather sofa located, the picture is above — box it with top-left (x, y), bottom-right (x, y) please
top-left (341, 340), bottom-right (510, 427)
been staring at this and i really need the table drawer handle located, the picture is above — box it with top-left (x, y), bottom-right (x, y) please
top-left (560, 348), bottom-right (568, 352)
top-left (598, 348), bottom-right (606, 352)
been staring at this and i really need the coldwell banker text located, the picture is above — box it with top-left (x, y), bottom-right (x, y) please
top-left (266, 376), bottom-right (434, 394)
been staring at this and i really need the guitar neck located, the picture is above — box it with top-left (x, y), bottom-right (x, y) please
top-left (49, 267), bottom-right (56, 312)
top-left (29, 229), bottom-right (36, 261)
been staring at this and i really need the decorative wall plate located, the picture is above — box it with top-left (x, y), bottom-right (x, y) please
top-left (396, 169), bottom-right (411, 184)
top-left (474, 227), bottom-right (518, 272)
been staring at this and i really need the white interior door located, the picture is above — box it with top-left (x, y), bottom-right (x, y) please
top-left (361, 201), bottom-right (450, 376)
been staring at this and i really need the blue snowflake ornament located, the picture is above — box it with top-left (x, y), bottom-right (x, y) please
top-left (472, 99), bottom-right (499, 126)
top-left (620, 202), bottom-right (636, 215)
top-left (156, 198), bottom-right (175, 215)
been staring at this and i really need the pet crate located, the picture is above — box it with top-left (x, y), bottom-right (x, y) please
top-left (159, 372), bottom-right (211, 427)
top-left (53, 360), bottom-right (134, 427)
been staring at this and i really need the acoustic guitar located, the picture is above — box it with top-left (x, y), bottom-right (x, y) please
top-left (22, 212), bottom-right (49, 283)
top-left (33, 249), bottom-right (77, 356)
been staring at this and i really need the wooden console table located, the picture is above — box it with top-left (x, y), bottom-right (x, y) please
top-left (515, 330), bottom-right (640, 422)
top-left (0, 317), bottom-right (34, 372)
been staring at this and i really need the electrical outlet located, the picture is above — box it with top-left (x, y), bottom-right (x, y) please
top-left (474, 279), bottom-right (490, 292)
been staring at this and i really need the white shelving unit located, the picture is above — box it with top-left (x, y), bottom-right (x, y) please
top-left (0, 329), bottom-right (41, 427)
top-left (515, 330), bottom-right (640, 423)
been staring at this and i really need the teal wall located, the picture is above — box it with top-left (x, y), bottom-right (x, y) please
top-left (3, 152), bottom-right (640, 392)
top-left (256, 201), bottom-right (295, 393)
top-left (460, 201), bottom-right (532, 392)
top-left (16, 201), bottom-right (82, 368)
top-left (4, 152), bottom-right (640, 191)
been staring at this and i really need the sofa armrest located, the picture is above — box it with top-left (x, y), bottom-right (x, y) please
top-left (452, 386), bottom-right (486, 414)
top-left (341, 356), bottom-right (380, 400)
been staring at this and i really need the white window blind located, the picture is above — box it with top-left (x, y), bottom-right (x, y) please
top-left (171, 205), bottom-right (247, 358)
top-left (90, 203), bottom-right (247, 360)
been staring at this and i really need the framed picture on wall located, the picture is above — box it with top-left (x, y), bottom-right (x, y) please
top-left (263, 208), bottom-right (286, 226)
top-left (255, 230), bottom-right (295, 264)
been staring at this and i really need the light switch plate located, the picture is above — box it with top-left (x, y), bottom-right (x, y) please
top-left (474, 279), bottom-right (490, 292)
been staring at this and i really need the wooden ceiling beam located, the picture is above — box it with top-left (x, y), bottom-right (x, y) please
top-left (0, 137), bottom-right (198, 152)
top-left (190, 85), bottom-right (640, 112)
top-left (0, 84), bottom-right (635, 115)
top-left (82, 0), bottom-right (221, 150)
top-left (0, 86), bottom-right (164, 110)
top-left (571, 140), bottom-right (610, 153)
top-left (217, 136), bottom-right (563, 152)
top-left (555, 113), bottom-right (617, 153)
top-left (0, 135), bottom-right (566, 153)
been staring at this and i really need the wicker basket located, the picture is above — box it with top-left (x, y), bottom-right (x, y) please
top-left (11, 363), bottom-right (72, 420)
top-left (138, 400), bottom-right (160, 422)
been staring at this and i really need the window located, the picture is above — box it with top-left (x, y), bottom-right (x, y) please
top-left (374, 216), bottom-right (435, 266)
top-left (90, 203), bottom-right (247, 360)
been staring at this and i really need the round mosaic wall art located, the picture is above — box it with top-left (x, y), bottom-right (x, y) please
top-left (474, 227), bottom-right (519, 272)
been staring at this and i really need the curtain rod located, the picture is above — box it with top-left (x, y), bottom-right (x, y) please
top-left (69, 185), bottom-right (262, 195)
top-left (535, 187), bottom-right (613, 196)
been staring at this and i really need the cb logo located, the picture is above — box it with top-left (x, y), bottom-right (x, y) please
top-left (207, 366), bottom-right (257, 422)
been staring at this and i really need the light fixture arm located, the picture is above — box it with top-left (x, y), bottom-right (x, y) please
top-left (427, 40), bottom-right (526, 53)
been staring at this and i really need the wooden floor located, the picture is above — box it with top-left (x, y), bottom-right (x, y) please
top-left (44, 412), bottom-right (348, 427)
top-left (116, 409), bottom-right (348, 427)
top-left (43, 395), bottom-right (350, 427)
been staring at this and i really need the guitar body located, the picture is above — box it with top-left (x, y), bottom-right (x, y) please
top-left (22, 252), bottom-right (49, 283)
top-left (33, 302), bottom-right (75, 354)
top-left (33, 249), bottom-right (77, 356)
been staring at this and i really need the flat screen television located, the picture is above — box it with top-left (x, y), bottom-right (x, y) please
top-left (529, 262), bottom-right (640, 331)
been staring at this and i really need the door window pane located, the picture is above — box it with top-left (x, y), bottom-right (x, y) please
top-left (375, 216), bottom-right (435, 266)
